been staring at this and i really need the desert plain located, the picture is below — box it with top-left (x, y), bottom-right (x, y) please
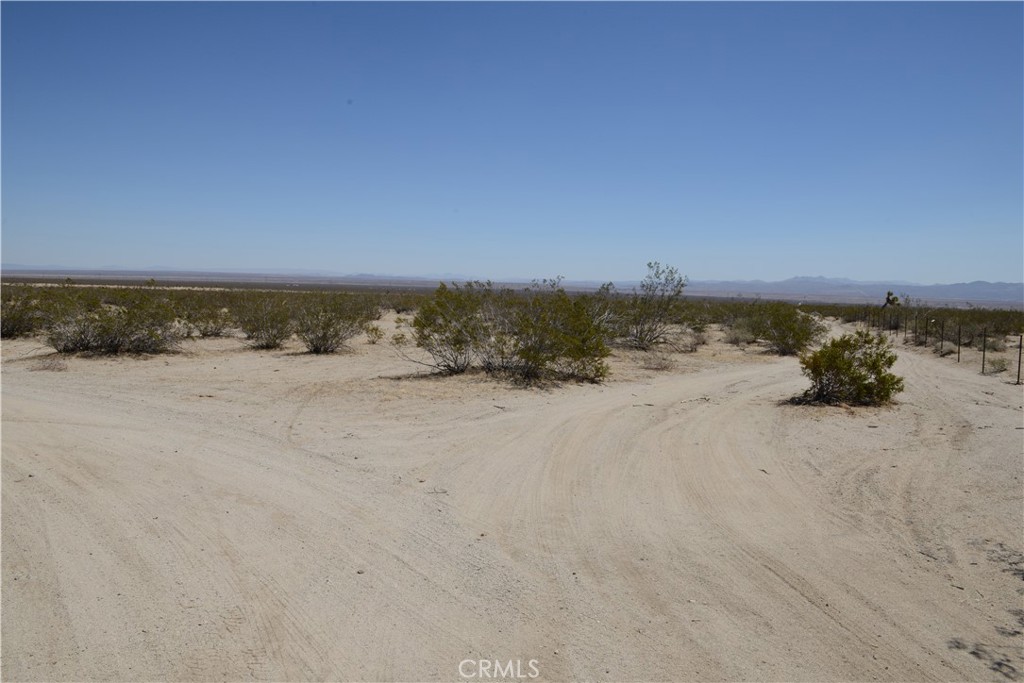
top-left (2, 317), bottom-right (1023, 682)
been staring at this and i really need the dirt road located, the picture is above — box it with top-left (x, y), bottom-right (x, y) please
top-left (3, 331), bottom-right (1022, 681)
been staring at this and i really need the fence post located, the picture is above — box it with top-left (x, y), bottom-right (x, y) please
top-left (957, 322), bottom-right (961, 363)
top-left (924, 319), bottom-right (929, 346)
top-left (939, 320), bottom-right (944, 355)
top-left (981, 327), bottom-right (987, 375)
top-left (1017, 335), bottom-right (1022, 385)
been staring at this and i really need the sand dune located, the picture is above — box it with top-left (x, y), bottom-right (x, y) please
top-left (3, 325), bottom-right (1022, 681)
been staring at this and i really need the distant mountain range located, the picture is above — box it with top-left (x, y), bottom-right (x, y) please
top-left (2, 266), bottom-right (1021, 309)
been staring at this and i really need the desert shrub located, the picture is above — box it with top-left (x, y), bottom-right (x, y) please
top-left (178, 294), bottom-right (233, 338)
top-left (405, 280), bottom-right (611, 381)
top-left (294, 293), bottom-right (372, 354)
top-left (750, 302), bottom-right (828, 355)
top-left (473, 286), bottom-right (526, 375)
top-left (409, 282), bottom-right (482, 374)
top-left (619, 262), bottom-right (687, 350)
top-left (363, 322), bottom-right (384, 344)
top-left (385, 291), bottom-right (425, 315)
top-left (43, 289), bottom-right (182, 354)
top-left (985, 357), bottom-right (1009, 374)
top-left (45, 310), bottom-right (100, 353)
top-left (799, 330), bottom-right (904, 405)
top-left (524, 285), bottom-right (611, 382)
top-left (724, 319), bottom-right (757, 346)
top-left (1, 285), bottom-right (42, 338)
top-left (233, 293), bottom-right (292, 349)
top-left (986, 335), bottom-right (1007, 352)
top-left (679, 329), bottom-right (708, 352)
top-left (471, 281), bottom-right (612, 382)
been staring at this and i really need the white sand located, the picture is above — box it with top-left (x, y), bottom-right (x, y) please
top-left (3, 322), bottom-right (1022, 681)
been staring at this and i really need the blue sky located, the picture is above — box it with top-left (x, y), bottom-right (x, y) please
top-left (2, 2), bottom-right (1022, 284)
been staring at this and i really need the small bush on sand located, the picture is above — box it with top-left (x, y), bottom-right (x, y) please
top-left (724, 319), bottom-right (757, 346)
top-left (517, 282), bottom-right (612, 382)
top-left (363, 322), bottom-right (384, 344)
top-left (620, 262), bottom-right (687, 350)
top-left (985, 357), bottom-right (1009, 374)
top-left (750, 302), bottom-right (828, 355)
top-left (234, 293), bottom-right (292, 349)
top-left (798, 330), bottom-right (904, 405)
top-left (294, 293), bottom-right (373, 354)
top-left (409, 282), bottom-right (482, 374)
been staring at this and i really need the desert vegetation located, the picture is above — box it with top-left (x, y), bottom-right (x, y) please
top-left (395, 279), bottom-right (613, 382)
top-left (798, 330), bottom-right (905, 405)
top-left (616, 261), bottom-right (687, 350)
top-left (2, 275), bottom-right (1021, 385)
top-left (38, 286), bottom-right (183, 354)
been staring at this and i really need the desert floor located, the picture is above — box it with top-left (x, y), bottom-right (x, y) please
top-left (3, 321), bottom-right (1023, 682)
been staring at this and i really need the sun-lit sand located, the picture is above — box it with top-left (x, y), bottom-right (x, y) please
top-left (3, 317), bottom-right (1022, 681)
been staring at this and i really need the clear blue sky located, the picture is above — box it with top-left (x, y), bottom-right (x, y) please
top-left (2, 2), bottom-right (1022, 284)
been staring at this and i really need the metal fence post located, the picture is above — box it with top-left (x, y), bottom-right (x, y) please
top-left (981, 327), bottom-right (987, 375)
top-left (1017, 335), bottom-right (1022, 385)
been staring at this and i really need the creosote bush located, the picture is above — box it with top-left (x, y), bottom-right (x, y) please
top-left (294, 293), bottom-right (374, 354)
top-left (1, 285), bottom-right (41, 338)
top-left (178, 293), bottom-right (233, 338)
top-left (408, 282), bottom-right (482, 374)
top-left (619, 262), bottom-right (687, 350)
top-left (401, 280), bottom-right (612, 382)
top-left (43, 289), bottom-right (182, 354)
top-left (749, 302), bottom-right (828, 355)
top-left (234, 293), bottom-right (293, 349)
top-left (799, 330), bottom-right (904, 405)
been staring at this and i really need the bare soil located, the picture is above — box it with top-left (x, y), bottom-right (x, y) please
top-left (3, 322), bottom-right (1022, 681)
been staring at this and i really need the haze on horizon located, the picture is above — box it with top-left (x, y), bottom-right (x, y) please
top-left (2, 2), bottom-right (1022, 286)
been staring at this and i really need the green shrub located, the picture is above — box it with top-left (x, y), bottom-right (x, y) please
top-left (234, 293), bottom-right (292, 349)
top-left (294, 293), bottom-right (372, 354)
top-left (410, 282), bottom-right (482, 373)
top-left (508, 284), bottom-right (611, 382)
top-left (750, 302), bottom-right (828, 355)
top-left (799, 330), bottom-right (904, 405)
top-left (1, 285), bottom-right (41, 338)
top-left (406, 280), bottom-right (611, 381)
top-left (619, 262), bottom-right (687, 350)
top-left (178, 293), bottom-right (233, 338)
top-left (43, 289), bottom-right (182, 354)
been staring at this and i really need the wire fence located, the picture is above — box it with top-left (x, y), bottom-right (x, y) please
top-left (859, 307), bottom-right (1023, 384)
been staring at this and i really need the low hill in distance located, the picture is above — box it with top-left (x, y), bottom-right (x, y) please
top-left (2, 267), bottom-right (1021, 309)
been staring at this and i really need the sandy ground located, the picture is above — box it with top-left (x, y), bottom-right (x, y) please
top-left (3, 321), bottom-right (1023, 682)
